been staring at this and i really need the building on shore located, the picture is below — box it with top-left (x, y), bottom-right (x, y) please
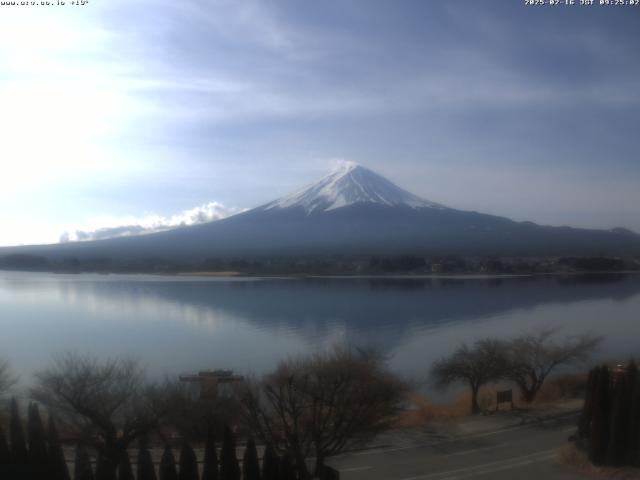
top-left (179, 369), bottom-right (244, 399)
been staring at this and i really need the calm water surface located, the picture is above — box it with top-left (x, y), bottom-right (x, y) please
top-left (1, 271), bottom-right (639, 389)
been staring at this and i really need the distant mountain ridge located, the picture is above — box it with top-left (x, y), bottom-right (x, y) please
top-left (1, 164), bottom-right (639, 261)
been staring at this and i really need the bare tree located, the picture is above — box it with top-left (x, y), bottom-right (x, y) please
top-left (431, 339), bottom-right (508, 414)
top-left (239, 347), bottom-right (406, 479)
top-left (152, 378), bottom-right (241, 442)
top-left (504, 329), bottom-right (602, 403)
top-left (0, 359), bottom-right (17, 397)
top-left (30, 353), bottom-right (163, 479)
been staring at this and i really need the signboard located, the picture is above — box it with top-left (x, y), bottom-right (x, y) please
top-left (496, 389), bottom-right (514, 410)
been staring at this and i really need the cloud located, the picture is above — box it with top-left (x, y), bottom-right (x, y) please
top-left (2, 0), bottom-right (640, 243)
top-left (60, 202), bottom-right (246, 243)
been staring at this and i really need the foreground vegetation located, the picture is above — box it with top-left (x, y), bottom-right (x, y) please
top-left (431, 329), bottom-right (601, 413)
top-left (577, 362), bottom-right (640, 467)
top-left (0, 329), bottom-right (609, 478)
top-left (553, 362), bottom-right (640, 477)
top-left (0, 348), bottom-right (401, 480)
top-left (0, 401), bottom-right (294, 480)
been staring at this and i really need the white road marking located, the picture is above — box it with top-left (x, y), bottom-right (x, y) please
top-left (444, 442), bottom-right (508, 457)
top-left (339, 443), bottom-right (510, 474)
top-left (439, 452), bottom-right (556, 480)
top-left (397, 448), bottom-right (558, 480)
top-left (341, 466), bottom-right (372, 472)
top-left (340, 412), bottom-right (579, 457)
top-left (346, 424), bottom-right (531, 456)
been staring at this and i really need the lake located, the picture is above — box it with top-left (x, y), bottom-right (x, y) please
top-left (1, 271), bottom-right (639, 392)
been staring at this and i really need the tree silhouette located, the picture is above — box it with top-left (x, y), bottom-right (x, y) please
top-left (118, 450), bottom-right (135, 480)
top-left (242, 438), bottom-right (260, 480)
top-left (10, 398), bottom-right (29, 479)
top-left (28, 403), bottom-right (49, 480)
top-left (241, 348), bottom-right (404, 478)
top-left (607, 371), bottom-right (632, 466)
top-left (0, 359), bottom-right (16, 397)
top-left (588, 366), bottom-right (611, 465)
top-left (279, 455), bottom-right (296, 480)
top-left (202, 431), bottom-right (219, 480)
top-left (74, 445), bottom-right (95, 480)
top-left (504, 330), bottom-right (601, 403)
top-left (431, 339), bottom-right (507, 414)
top-left (159, 446), bottom-right (178, 480)
top-left (260, 444), bottom-right (278, 480)
top-left (580, 362), bottom-right (640, 467)
top-left (0, 424), bottom-right (10, 480)
top-left (48, 416), bottom-right (71, 480)
top-left (578, 367), bottom-right (598, 438)
top-left (178, 442), bottom-right (199, 480)
top-left (32, 354), bottom-right (162, 479)
top-left (626, 362), bottom-right (640, 466)
top-left (95, 452), bottom-right (110, 480)
top-left (220, 426), bottom-right (240, 480)
top-left (137, 446), bottom-right (157, 480)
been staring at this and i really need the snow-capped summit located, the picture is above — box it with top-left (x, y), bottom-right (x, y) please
top-left (261, 163), bottom-right (446, 214)
top-left (3, 163), bottom-right (640, 261)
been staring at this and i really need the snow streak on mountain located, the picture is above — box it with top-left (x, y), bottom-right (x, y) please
top-left (1, 163), bottom-right (639, 260)
top-left (260, 163), bottom-right (446, 214)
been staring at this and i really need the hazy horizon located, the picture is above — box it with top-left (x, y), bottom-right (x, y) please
top-left (1, 1), bottom-right (639, 246)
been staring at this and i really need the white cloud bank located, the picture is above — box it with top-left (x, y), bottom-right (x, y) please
top-left (60, 202), bottom-right (245, 243)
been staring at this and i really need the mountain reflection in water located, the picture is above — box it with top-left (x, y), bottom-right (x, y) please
top-left (1, 272), bottom-right (639, 388)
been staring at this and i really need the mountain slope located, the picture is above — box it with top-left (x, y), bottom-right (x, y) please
top-left (2, 164), bottom-right (640, 260)
top-left (258, 162), bottom-right (446, 213)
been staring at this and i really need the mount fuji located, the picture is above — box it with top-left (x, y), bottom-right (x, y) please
top-left (2, 164), bottom-right (640, 261)
top-left (258, 162), bottom-right (446, 214)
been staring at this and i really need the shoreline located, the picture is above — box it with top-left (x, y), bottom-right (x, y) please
top-left (0, 269), bottom-right (638, 280)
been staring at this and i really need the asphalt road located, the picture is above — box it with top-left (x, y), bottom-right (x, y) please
top-left (328, 414), bottom-right (589, 480)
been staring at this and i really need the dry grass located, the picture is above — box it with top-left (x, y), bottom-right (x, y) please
top-left (555, 444), bottom-right (640, 479)
top-left (534, 372), bottom-right (588, 405)
top-left (556, 444), bottom-right (593, 471)
top-left (393, 392), bottom-right (455, 427)
top-left (395, 374), bottom-right (589, 428)
top-left (394, 388), bottom-right (504, 427)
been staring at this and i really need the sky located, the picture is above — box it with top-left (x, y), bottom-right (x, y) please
top-left (0, 0), bottom-right (639, 246)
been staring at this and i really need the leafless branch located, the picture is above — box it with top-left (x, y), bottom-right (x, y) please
top-left (238, 347), bottom-right (405, 479)
top-left (0, 358), bottom-right (17, 397)
top-left (504, 329), bottom-right (602, 402)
